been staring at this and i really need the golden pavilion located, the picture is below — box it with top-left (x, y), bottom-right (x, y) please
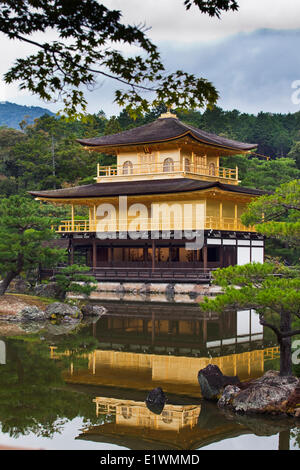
top-left (30, 111), bottom-right (265, 282)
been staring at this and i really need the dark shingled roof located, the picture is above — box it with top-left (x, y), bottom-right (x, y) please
top-left (76, 116), bottom-right (257, 152)
top-left (29, 178), bottom-right (266, 199)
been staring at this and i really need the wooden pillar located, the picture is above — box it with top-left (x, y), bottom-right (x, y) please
top-left (202, 319), bottom-right (207, 344)
top-left (108, 245), bottom-right (113, 266)
top-left (151, 311), bottom-right (155, 345)
top-left (92, 238), bottom-right (97, 271)
top-left (219, 201), bottom-right (223, 229)
top-left (220, 241), bottom-right (224, 268)
top-left (89, 207), bottom-right (93, 231)
top-left (203, 244), bottom-right (208, 271)
top-left (92, 351), bottom-right (96, 374)
top-left (71, 204), bottom-right (75, 232)
top-left (143, 245), bottom-right (148, 263)
top-left (93, 204), bottom-right (97, 232)
top-left (151, 239), bottom-right (155, 272)
top-left (234, 203), bottom-right (238, 230)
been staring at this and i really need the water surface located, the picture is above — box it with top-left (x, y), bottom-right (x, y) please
top-left (0, 297), bottom-right (299, 450)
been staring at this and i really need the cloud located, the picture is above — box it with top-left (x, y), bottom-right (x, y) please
top-left (82, 28), bottom-right (300, 116)
top-left (104, 0), bottom-right (300, 42)
top-left (1, 1), bottom-right (300, 116)
top-left (160, 28), bottom-right (300, 115)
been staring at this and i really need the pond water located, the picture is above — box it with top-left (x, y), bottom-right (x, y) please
top-left (0, 296), bottom-right (299, 451)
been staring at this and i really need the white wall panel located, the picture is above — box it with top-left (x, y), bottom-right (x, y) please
top-left (237, 310), bottom-right (250, 336)
top-left (237, 246), bottom-right (250, 265)
top-left (251, 309), bottom-right (263, 334)
top-left (251, 247), bottom-right (264, 263)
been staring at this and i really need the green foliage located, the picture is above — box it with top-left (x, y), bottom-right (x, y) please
top-left (0, 1), bottom-right (229, 118)
top-left (241, 180), bottom-right (300, 248)
top-left (288, 141), bottom-right (300, 170)
top-left (55, 264), bottom-right (97, 300)
top-left (1, 115), bottom-right (107, 192)
top-left (184, 0), bottom-right (239, 16)
top-left (0, 336), bottom-right (100, 438)
top-left (104, 116), bottom-right (122, 136)
top-left (0, 195), bottom-right (66, 294)
top-left (200, 263), bottom-right (300, 375)
top-left (1, 106), bottom-right (300, 197)
top-left (221, 157), bottom-right (300, 192)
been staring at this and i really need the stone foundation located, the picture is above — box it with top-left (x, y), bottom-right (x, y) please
top-left (68, 281), bottom-right (222, 302)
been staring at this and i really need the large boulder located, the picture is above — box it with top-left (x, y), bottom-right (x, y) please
top-left (145, 387), bottom-right (167, 415)
top-left (81, 303), bottom-right (107, 317)
top-left (34, 282), bottom-right (62, 299)
top-left (218, 385), bottom-right (241, 408)
top-left (45, 302), bottom-right (81, 321)
top-left (8, 278), bottom-right (31, 294)
top-left (198, 364), bottom-right (240, 401)
top-left (20, 306), bottom-right (48, 322)
top-left (218, 370), bottom-right (300, 416)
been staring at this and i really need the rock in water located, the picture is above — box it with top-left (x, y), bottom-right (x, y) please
top-left (218, 385), bottom-right (241, 408)
top-left (45, 302), bottom-right (81, 321)
top-left (145, 387), bottom-right (167, 414)
top-left (198, 364), bottom-right (240, 401)
top-left (20, 306), bottom-right (48, 322)
top-left (230, 371), bottom-right (299, 414)
top-left (81, 303), bottom-right (107, 317)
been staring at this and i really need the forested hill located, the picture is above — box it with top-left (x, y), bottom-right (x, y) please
top-left (0, 106), bottom-right (299, 198)
top-left (0, 101), bottom-right (55, 129)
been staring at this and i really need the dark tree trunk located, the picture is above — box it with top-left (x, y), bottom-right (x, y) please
top-left (278, 430), bottom-right (290, 451)
top-left (279, 310), bottom-right (293, 376)
top-left (0, 272), bottom-right (18, 295)
top-left (279, 336), bottom-right (293, 377)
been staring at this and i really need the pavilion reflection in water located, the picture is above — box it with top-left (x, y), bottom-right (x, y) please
top-left (54, 301), bottom-right (280, 449)
top-left (77, 397), bottom-right (249, 450)
top-left (61, 301), bottom-right (277, 396)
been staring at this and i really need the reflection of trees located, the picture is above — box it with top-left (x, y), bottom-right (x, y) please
top-left (0, 335), bottom-right (102, 438)
top-left (49, 327), bottom-right (100, 370)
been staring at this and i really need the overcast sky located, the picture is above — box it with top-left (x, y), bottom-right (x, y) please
top-left (1, 0), bottom-right (300, 116)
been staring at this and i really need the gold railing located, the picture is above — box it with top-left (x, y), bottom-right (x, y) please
top-left (58, 219), bottom-right (91, 232)
top-left (97, 161), bottom-right (238, 182)
top-left (56, 216), bottom-right (255, 233)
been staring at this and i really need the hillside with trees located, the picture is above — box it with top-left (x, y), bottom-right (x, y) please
top-left (0, 104), bottom-right (298, 266)
top-left (0, 102), bottom-right (55, 129)
top-left (0, 105), bottom-right (299, 197)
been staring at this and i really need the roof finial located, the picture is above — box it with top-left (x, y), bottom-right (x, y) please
top-left (159, 105), bottom-right (178, 119)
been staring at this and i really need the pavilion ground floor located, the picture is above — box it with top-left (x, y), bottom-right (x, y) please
top-left (54, 230), bottom-right (264, 283)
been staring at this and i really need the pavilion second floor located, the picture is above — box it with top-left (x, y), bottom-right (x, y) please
top-left (30, 179), bottom-right (264, 235)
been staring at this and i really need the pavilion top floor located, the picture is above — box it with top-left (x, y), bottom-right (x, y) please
top-left (76, 112), bottom-right (257, 185)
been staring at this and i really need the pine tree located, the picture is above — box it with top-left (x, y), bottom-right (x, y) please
top-left (200, 263), bottom-right (300, 376)
top-left (0, 196), bottom-right (65, 295)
